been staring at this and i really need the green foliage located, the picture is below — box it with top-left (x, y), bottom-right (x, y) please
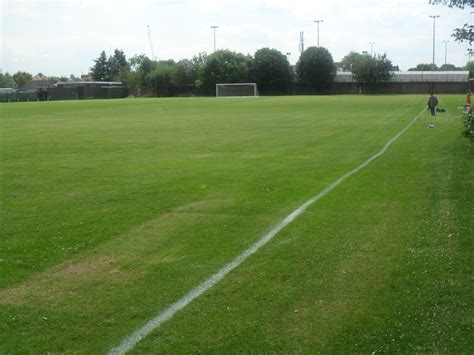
top-left (108, 49), bottom-right (129, 81)
top-left (429, 0), bottom-right (473, 9)
top-left (352, 54), bottom-right (393, 88)
top-left (408, 63), bottom-right (439, 71)
top-left (173, 54), bottom-right (207, 86)
top-left (296, 46), bottom-right (336, 88)
top-left (199, 50), bottom-right (254, 91)
top-left (452, 23), bottom-right (474, 45)
top-left (439, 63), bottom-right (464, 71)
top-left (91, 51), bottom-right (110, 81)
top-left (12, 71), bottom-right (32, 88)
top-left (0, 72), bottom-right (17, 88)
top-left (254, 48), bottom-right (292, 91)
top-left (91, 49), bottom-right (130, 82)
top-left (150, 62), bottom-right (177, 87)
top-left (430, 0), bottom-right (474, 45)
top-left (342, 51), bottom-right (366, 67)
top-left (47, 76), bottom-right (60, 84)
top-left (464, 60), bottom-right (474, 77)
top-left (174, 59), bottom-right (196, 85)
top-left (408, 63), bottom-right (463, 71)
top-left (462, 112), bottom-right (474, 140)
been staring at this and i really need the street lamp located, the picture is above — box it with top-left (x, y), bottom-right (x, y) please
top-left (313, 20), bottom-right (324, 47)
top-left (429, 15), bottom-right (440, 66)
top-left (369, 42), bottom-right (375, 57)
top-left (443, 40), bottom-right (449, 65)
top-left (211, 25), bottom-right (219, 52)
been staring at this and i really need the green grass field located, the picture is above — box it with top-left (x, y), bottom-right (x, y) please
top-left (1, 95), bottom-right (472, 353)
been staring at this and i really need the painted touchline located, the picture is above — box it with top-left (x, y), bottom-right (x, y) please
top-left (108, 108), bottom-right (425, 355)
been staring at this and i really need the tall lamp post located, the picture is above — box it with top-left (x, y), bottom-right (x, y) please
top-left (369, 42), bottom-right (375, 57)
top-left (429, 15), bottom-right (440, 66)
top-left (443, 40), bottom-right (449, 65)
top-left (313, 20), bottom-right (324, 47)
top-left (211, 25), bottom-right (219, 52)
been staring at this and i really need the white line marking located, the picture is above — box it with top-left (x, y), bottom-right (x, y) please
top-left (109, 109), bottom-right (424, 355)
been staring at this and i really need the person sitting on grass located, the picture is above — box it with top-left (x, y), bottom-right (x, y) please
top-left (427, 93), bottom-right (438, 116)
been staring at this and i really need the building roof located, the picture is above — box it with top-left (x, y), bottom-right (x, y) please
top-left (20, 80), bottom-right (54, 90)
top-left (335, 71), bottom-right (470, 83)
top-left (57, 81), bottom-right (123, 88)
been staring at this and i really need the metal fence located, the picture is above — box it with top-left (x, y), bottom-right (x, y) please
top-left (0, 90), bottom-right (39, 102)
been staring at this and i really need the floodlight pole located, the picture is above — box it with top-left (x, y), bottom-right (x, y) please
top-left (443, 40), bottom-right (449, 65)
top-left (369, 42), bottom-right (375, 57)
top-left (429, 15), bottom-right (440, 66)
top-left (313, 20), bottom-right (324, 47)
top-left (211, 26), bottom-right (219, 52)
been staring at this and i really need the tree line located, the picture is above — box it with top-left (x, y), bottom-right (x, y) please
top-left (87, 46), bottom-right (400, 94)
top-left (2, 47), bottom-right (472, 94)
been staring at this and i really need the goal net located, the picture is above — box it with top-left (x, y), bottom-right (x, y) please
top-left (216, 83), bottom-right (258, 97)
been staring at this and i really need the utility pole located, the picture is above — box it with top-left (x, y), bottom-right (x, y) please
top-left (313, 20), bottom-right (324, 47)
top-left (299, 32), bottom-right (305, 54)
top-left (429, 15), bottom-right (440, 66)
top-left (211, 26), bottom-right (219, 52)
top-left (443, 40), bottom-right (449, 65)
top-left (147, 25), bottom-right (156, 60)
top-left (369, 42), bottom-right (375, 57)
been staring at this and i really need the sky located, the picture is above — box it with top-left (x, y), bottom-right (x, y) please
top-left (0, 0), bottom-right (472, 76)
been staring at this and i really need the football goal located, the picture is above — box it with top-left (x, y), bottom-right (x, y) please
top-left (216, 83), bottom-right (259, 97)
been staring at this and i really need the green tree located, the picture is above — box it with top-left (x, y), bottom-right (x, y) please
top-left (408, 63), bottom-right (439, 71)
top-left (108, 49), bottom-right (129, 81)
top-left (91, 51), bottom-right (111, 81)
top-left (12, 71), bottom-right (32, 88)
top-left (69, 74), bottom-right (80, 81)
top-left (173, 58), bottom-right (200, 85)
top-left (464, 60), bottom-right (474, 76)
top-left (296, 47), bottom-right (336, 89)
top-left (342, 51), bottom-right (367, 67)
top-left (439, 63), bottom-right (463, 70)
top-left (199, 50), bottom-right (254, 91)
top-left (0, 72), bottom-right (17, 88)
top-left (254, 48), bottom-right (291, 92)
top-left (352, 53), bottom-right (393, 92)
top-left (47, 76), bottom-right (60, 84)
top-left (149, 61), bottom-right (176, 88)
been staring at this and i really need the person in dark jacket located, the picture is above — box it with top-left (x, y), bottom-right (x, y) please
top-left (427, 93), bottom-right (438, 116)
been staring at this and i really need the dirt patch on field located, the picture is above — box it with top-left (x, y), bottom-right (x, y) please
top-left (0, 197), bottom-right (234, 307)
top-left (0, 256), bottom-right (128, 306)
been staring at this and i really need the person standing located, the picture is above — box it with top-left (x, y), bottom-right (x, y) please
top-left (427, 93), bottom-right (439, 116)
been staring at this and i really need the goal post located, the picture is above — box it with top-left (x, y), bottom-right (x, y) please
top-left (216, 83), bottom-right (259, 97)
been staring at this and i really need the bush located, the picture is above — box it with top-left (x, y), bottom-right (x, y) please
top-left (462, 113), bottom-right (474, 141)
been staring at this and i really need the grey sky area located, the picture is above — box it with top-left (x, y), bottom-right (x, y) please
top-left (1, 0), bottom-right (471, 76)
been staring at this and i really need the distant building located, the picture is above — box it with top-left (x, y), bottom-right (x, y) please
top-left (20, 80), bottom-right (54, 91)
top-left (81, 74), bottom-right (93, 81)
top-left (334, 71), bottom-right (470, 83)
top-left (32, 74), bottom-right (47, 81)
top-left (56, 81), bottom-right (123, 88)
top-left (335, 62), bottom-right (352, 72)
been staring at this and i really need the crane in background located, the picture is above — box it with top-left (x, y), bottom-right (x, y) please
top-left (147, 25), bottom-right (156, 60)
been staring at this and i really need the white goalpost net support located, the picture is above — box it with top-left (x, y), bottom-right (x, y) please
top-left (216, 83), bottom-right (259, 97)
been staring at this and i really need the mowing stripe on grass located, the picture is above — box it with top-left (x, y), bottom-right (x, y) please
top-left (108, 109), bottom-right (424, 355)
